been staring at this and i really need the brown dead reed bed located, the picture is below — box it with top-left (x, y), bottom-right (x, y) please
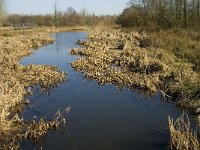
top-left (70, 26), bottom-right (200, 112)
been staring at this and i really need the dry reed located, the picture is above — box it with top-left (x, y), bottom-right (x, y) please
top-left (168, 114), bottom-right (199, 150)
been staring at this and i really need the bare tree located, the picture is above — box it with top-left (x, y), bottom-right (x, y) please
top-left (184, 0), bottom-right (187, 28)
top-left (117, 0), bottom-right (200, 28)
top-left (0, 0), bottom-right (5, 26)
top-left (54, 1), bottom-right (58, 27)
top-left (197, 0), bottom-right (200, 16)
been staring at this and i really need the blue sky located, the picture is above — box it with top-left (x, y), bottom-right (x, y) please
top-left (7, 0), bottom-right (128, 15)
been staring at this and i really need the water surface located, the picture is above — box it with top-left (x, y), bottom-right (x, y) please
top-left (20, 32), bottom-right (182, 150)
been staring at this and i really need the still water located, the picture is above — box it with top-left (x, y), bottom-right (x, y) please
top-left (20, 32), bottom-right (182, 150)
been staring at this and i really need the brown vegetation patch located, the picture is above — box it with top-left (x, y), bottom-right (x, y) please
top-left (70, 27), bottom-right (200, 111)
top-left (1, 109), bottom-right (68, 149)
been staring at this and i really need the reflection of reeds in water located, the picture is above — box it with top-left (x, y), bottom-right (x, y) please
top-left (168, 114), bottom-right (199, 150)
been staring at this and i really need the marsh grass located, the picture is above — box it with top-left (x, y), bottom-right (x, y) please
top-left (70, 26), bottom-right (200, 149)
top-left (1, 109), bottom-right (68, 149)
top-left (168, 114), bottom-right (199, 150)
top-left (145, 29), bottom-right (200, 72)
top-left (70, 27), bottom-right (200, 111)
top-left (122, 28), bottom-right (200, 72)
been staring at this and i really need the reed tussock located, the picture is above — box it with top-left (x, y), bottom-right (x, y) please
top-left (71, 27), bottom-right (200, 111)
top-left (168, 114), bottom-right (199, 150)
top-left (1, 109), bottom-right (68, 149)
top-left (0, 28), bottom-right (66, 147)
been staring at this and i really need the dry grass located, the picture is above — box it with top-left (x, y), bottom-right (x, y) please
top-left (168, 114), bottom-right (199, 150)
top-left (70, 26), bottom-right (200, 111)
top-left (134, 28), bottom-right (200, 72)
top-left (1, 109), bottom-right (69, 149)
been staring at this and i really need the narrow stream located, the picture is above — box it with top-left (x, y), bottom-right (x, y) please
top-left (20, 32), bottom-right (182, 150)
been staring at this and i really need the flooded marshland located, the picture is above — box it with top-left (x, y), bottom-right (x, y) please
top-left (20, 32), bottom-right (183, 150)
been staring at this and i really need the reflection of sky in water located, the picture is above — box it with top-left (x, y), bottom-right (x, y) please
top-left (20, 32), bottom-right (182, 150)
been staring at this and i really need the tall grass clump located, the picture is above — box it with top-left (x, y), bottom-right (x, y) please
top-left (168, 114), bottom-right (199, 150)
top-left (147, 29), bottom-right (200, 72)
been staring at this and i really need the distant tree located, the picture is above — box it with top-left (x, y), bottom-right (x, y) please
top-left (184, 0), bottom-right (187, 28)
top-left (5, 6), bottom-right (115, 27)
top-left (0, 0), bottom-right (5, 26)
top-left (197, 0), bottom-right (200, 16)
top-left (54, 2), bottom-right (58, 27)
top-left (117, 0), bottom-right (200, 28)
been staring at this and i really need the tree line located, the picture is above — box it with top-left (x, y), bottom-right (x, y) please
top-left (3, 0), bottom-right (199, 28)
top-left (2, 6), bottom-right (116, 27)
top-left (117, 0), bottom-right (200, 28)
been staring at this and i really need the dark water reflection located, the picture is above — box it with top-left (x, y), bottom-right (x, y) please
top-left (20, 32), bottom-right (182, 150)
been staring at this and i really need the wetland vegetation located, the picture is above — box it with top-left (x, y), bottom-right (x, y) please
top-left (71, 25), bottom-right (200, 150)
top-left (0, 0), bottom-right (200, 149)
